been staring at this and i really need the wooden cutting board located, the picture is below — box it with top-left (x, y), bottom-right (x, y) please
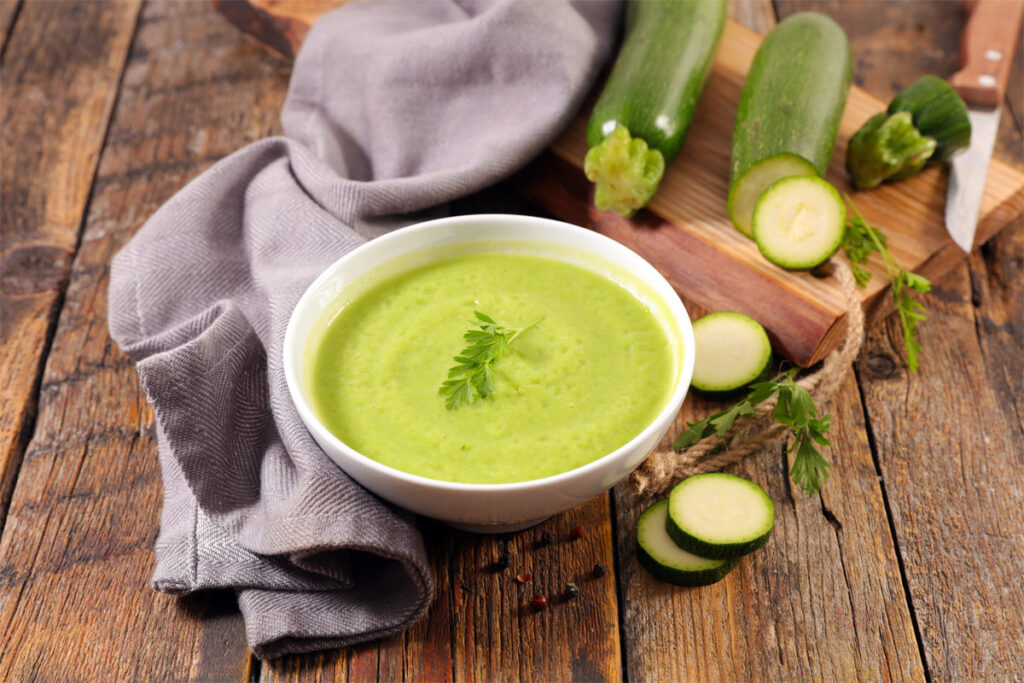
top-left (214, 0), bottom-right (1024, 366)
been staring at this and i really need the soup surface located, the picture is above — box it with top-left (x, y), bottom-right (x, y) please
top-left (308, 251), bottom-right (675, 484)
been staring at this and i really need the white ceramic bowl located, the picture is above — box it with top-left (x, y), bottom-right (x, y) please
top-left (284, 214), bottom-right (695, 532)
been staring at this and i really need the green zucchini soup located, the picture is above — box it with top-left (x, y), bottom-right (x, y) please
top-left (305, 249), bottom-right (676, 484)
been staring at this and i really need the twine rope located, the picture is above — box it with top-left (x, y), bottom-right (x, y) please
top-left (629, 258), bottom-right (865, 498)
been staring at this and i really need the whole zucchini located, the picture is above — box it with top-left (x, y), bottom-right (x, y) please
top-left (585, 0), bottom-right (727, 217)
top-left (728, 13), bottom-right (853, 237)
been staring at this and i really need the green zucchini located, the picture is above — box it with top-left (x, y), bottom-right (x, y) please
top-left (585, 0), bottom-right (727, 217)
top-left (752, 175), bottom-right (846, 270)
top-left (847, 75), bottom-right (971, 189)
top-left (637, 499), bottom-right (737, 586)
top-left (728, 12), bottom-right (852, 237)
top-left (666, 473), bottom-right (775, 560)
top-left (691, 312), bottom-right (772, 398)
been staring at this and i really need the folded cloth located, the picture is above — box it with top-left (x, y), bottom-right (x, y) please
top-left (108, 0), bottom-right (619, 660)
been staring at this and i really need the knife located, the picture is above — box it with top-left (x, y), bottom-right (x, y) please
top-left (945, 0), bottom-right (1024, 253)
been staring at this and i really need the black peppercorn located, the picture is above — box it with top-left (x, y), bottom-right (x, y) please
top-left (563, 583), bottom-right (580, 600)
top-left (539, 531), bottom-right (554, 547)
top-left (593, 563), bottom-right (607, 578)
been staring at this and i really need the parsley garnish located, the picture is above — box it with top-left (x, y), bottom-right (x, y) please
top-left (843, 195), bottom-right (931, 371)
top-left (674, 368), bottom-right (832, 496)
top-left (438, 311), bottom-right (543, 410)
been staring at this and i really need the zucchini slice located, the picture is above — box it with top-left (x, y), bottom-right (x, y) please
top-left (666, 473), bottom-right (775, 560)
top-left (637, 499), bottom-right (737, 586)
top-left (728, 154), bottom-right (818, 239)
top-left (691, 312), bottom-right (772, 398)
top-left (752, 175), bottom-right (845, 270)
top-left (729, 13), bottom-right (852, 236)
top-left (585, 0), bottom-right (727, 216)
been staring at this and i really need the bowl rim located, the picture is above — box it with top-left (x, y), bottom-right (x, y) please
top-left (283, 213), bottom-right (695, 493)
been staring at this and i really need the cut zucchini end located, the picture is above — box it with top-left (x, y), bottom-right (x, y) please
top-left (585, 125), bottom-right (665, 217)
top-left (637, 499), bottom-right (737, 587)
top-left (728, 154), bottom-right (819, 237)
top-left (752, 175), bottom-right (845, 270)
top-left (666, 473), bottom-right (775, 560)
top-left (691, 312), bottom-right (772, 399)
top-left (846, 111), bottom-right (937, 190)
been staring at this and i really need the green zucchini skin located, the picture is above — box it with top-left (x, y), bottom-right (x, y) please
top-left (587, 0), bottom-right (727, 160)
top-left (584, 0), bottom-right (726, 216)
top-left (637, 499), bottom-right (737, 587)
top-left (729, 13), bottom-right (852, 231)
top-left (888, 75), bottom-right (971, 163)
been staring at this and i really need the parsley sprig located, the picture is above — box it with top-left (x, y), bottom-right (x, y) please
top-left (843, 195), bottom-right (931, 371)
top-left (439, 311), bottom-right (543, 410)
top-left (674, 368), bottom-right (832, 496)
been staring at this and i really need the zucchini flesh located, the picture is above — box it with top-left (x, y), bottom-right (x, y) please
top-left (691, 312), bottom-right (772, 398)
top-left (666, 473), bottom-right (774, 560)
top-left (729, 12), bottom-right (852, 235)
top-left (727, 154), bottom-right (817, 238)
top-left (846, 112), bottom-right (937, 190)
top-left (637, 499), bottom-right (736, 586)
top-left (585, 0), bottom-right (727, 217)
top-left (752, 175), bottom-right (845, 270)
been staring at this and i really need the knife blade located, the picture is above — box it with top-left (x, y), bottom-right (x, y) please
top-left (945, 0), bottom-right (1024, 253)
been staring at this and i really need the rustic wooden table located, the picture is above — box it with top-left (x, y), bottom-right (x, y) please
top-left (2, 1), bottom-right (1022, 680)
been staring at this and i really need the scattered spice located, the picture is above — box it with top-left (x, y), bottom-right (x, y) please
top-left (538, 531), bottom-right (554, 547)
top-left (563, 583), bottom-right (580, 600)
top-left (529, 594), bottom-right (548, 611)
top-left (570, 524), bottom-right (584, 539)
top-left (516, 573), bottom-right (532, 584)
top-left (592, 563), bottom-right (607, 578)
top-left (495, 553), bottom-right (511, 570)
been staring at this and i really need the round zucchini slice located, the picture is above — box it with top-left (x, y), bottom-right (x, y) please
top-left (752, 175), bottom-right (846, 270)
top-left (727, 153), bottom-right (819, 238)
top-left (691, 312), bottom-right (772, 399)
top-left (637, 499), bottom-right (737, 586)
top-left (666, 473), bottom-right (775, 560)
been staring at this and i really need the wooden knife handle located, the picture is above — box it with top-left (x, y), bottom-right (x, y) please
top-left (950, 0), bottom-right (1024, 108)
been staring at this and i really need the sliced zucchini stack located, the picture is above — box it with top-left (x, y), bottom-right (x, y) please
top-left (637, 500), bottom-right (737, 586)
top-left (637, 474), bottom-right (775, 586)
top-left (691, 312), bottom-right (772, 398)
top-left (666, 473), bottom-right (775, 560)
top-left (751, 175), bottom-right (846, 270)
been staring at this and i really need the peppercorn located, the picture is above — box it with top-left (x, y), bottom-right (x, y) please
top-left (570, 524), bottom-right (584, 539)
top-left (516, 573), bottom-right (532, 584)
top-left (529, 594), bottom-right (548, 611)
top-left (563, 583), bottom-right (580, 600)
top-left (593, 563), bottom-right (607, 578)
top-left (496, 553), bottom-right (511, 570)
top-left (539, 531), bottom-right (554, 547)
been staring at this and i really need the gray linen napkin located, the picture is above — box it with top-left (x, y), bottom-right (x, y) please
top-left (108, 0), bottom-right (619, 660)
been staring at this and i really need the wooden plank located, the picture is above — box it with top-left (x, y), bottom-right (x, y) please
top-left (0, 1), bottom-right (290, 679)
top-left (211, 0), bottom-right (348, 60)
top-left (854, 251), bottom-right (1024, 679)
top-left (0, 0), bottom-right (20, 55)
top-left (0, 0), bottom-right (140, 533)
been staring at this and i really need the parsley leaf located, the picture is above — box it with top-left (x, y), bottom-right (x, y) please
top-left (673, 368), bottom-right (832, 496)
top-left (438, 311), bottom-right (543, 410)
top-left (844, 195), bottom-right (931, 371)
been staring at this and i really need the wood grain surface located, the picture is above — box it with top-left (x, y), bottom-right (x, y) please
top-left (0, 0), bottom-right (1021, 681)
top-left (0, 0), bottom-right (140, 531)
top-left (0, 1), bottom-right (287, 679)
